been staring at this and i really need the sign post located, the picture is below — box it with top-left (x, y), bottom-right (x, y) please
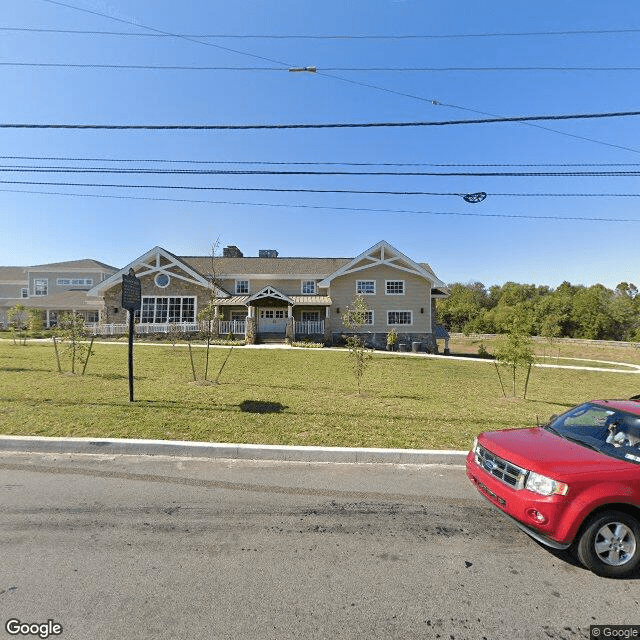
top-left (121, 268), bottom-right (141, 402)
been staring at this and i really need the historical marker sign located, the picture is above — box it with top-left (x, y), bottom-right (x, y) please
top-left (122, 268), bottom-right (141, 311)
top-left (121, 268), bottom-right (140, 402)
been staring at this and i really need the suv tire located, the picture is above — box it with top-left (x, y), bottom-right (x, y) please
top-left (576, 510), bottom-right (640, 578)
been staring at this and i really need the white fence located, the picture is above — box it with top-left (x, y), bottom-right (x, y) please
top-left (219, 320), bottom-right (246, 335)
top-left (295, 320), bottom-right (324, 335)
top-left (87, 320), bottom-right (247, 336)
top-left (88, 322), bottom-right (204, 335)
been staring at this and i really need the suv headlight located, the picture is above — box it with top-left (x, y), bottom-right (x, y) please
top-left (525, 471), bottom-right (569, 496)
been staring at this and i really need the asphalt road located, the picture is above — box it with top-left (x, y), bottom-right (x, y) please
top-left (0, 452), bottom-right (638, 640)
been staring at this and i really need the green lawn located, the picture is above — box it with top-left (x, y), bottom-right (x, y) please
top-left (1, 340), bottom-right (639, 450)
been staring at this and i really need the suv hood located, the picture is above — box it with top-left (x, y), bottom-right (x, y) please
top-left (479, 427), bottom-right (636, 479)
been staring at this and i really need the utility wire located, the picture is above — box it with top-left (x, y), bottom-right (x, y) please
top-left (38, 0), bottom-right (640, 155)
top-left (1, 165), bottom-right (639, 176)
top-left (3, 155), bottom-right (640, 168)
top-left (39, 0), bottom-right (294, 69)
top-left (4, 62), bottom-right (640, 72)
top-left (2, 110), bottom-right (640, 130)
top-left (1, 179), bottom-right (639, 196)
top-left (1, 186), bottom-right (637, 222)
top-left (3, 26), bottom-right (640, 39)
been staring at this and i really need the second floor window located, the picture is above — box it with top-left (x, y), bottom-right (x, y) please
top-left (34, 279), bottom-right (48, 296)
top-left (302, 280), bottom-right (316, 294)
top-left (57, 278), bottom-right (93, 286)
top-left (356, 280), bottom-right (375, 295)
top-left (235, 280), bottom-right (249, 294)
top-left (386, 280), bottom-right (405, 295)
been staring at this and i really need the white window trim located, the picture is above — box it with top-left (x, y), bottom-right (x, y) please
top-left (57, 278), bottom-right (93, 286)
top-left (140, 296), bottom-right (197, 323)
top-left (154, 273), bottom-right (170, 288)
top-left (235, 279), bottom-right (250, 295)
top-left (301, 280), bottom-right (316, 295)
top-left (21, 288), bottom-right (29, 299)
top-left (385, 280), bottom-right (405, 295)
top-left (363, 310), bottom-right (374, 325)
top-left (33, 278), bottom-right (48, 296)
top-left (387, 310), bottom-right (413, 326)
top-left (356, 279), bottom-right (376, 295)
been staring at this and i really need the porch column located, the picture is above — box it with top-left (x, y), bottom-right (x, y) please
top-left (324, 306), bottom-right (331, 344)
top-left (46, 310), bottom-right (50, 327)
top-left (288, 305), bottom-right (294, 341)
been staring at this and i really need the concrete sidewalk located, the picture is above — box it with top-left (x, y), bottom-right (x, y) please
top-left (0, 435), bottom-right (469, 465)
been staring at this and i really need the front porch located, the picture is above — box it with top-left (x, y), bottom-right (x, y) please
top-left (87, 318), bottom-right (325, 340)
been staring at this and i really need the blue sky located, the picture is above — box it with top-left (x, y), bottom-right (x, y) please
top-left (1, 0), bottom-right (639, 289)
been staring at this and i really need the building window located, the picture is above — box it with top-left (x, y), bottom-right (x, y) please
top-left (236, 280), bottom-right (249, 294)
top-left (231, 311), bottom-right (247, 322)
top-left (356, 280), bottom-right (375, 295)
top-left (57, 278), bottom-right (93, 287)
top-left (388, 311), bottom-right (412, 325)
top-left (386, 280), bottom-right (405, 295)
top-left (301, 311), bottom-right (320, 322)
top-left (21, 288), bottom-right (29, 298)
top-left (34, 279), bottom-right (48, 296)
top-left (154, 273), bottom-right (170, 288)
top-left (302, 280), bottom-right (316, 294)
top-left (363, 310), bottom-right (374, 325)
top-left (86, 311), bottom-right (99, 323)
top-left (141, 297), bottom-right (195, 323)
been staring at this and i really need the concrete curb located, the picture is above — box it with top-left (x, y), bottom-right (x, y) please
top-left (0, 435), bottom-right (469, 465)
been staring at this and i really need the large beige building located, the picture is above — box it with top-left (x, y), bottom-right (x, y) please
top-left (0, 259), bottom-right (117, 328)
top-left (90, 240), bottom-right (449, 351)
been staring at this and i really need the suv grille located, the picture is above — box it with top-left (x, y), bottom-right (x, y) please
top-left (475, 444), bottom-right (528, 490)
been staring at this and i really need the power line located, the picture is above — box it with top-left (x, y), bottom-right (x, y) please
top-left (3, 26), bottom-right (640, 39)
top-left (39, 0), bottom-right (294, 69)
top-left (1, 186), bottom-right (638, 222)
top-left (4, 62), bottom-right (640, 72)
top-left (1, 165), bottom-right (640, 176)
top-left (2, 179), bottom-right (640, 197)
top-left (37, 0), bottom-right (640, 156)
top-left (2, 109), bottom-right (640, 130)
top-left (3, 155), bottom-right (640, 168)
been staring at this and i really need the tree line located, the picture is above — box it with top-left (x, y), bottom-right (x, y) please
top-left (436, 281), bottom-right (640, 342)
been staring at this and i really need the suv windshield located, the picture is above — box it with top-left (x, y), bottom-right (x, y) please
top-left (546, 402), bottom-right (640, 464)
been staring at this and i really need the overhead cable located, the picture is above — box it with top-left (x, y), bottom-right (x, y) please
top-left (1, 186), bottom-right (637, 222)
top-left (1, 110), bottom-right (639, 130)
top-left (2, 155), bottom-right (640, 168)
top-left (3, 26), bottom-right (639, 39)
top-left (4, 62), bottom-right (640, 72)
top-left (1, 165), bottom-right (639, 176)
top-left (1, 179), bottom-right (640, 196)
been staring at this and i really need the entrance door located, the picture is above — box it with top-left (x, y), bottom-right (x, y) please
top-left (257, 308), bottom-right (287, 332)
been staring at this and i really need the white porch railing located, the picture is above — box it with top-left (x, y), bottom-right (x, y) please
top-left (219, 320), bottom-right (246, 335)
top-left (294, 320), bottom-right (324, 335)
top-left (87, 322), bottom-right (204, 335)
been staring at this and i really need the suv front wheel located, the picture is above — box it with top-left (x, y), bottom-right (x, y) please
top-left (576, 510), bottom-right (640, 578)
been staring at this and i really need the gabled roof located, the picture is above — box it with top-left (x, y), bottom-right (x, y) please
top-left (28, 258), bottom-right (117, 271)
top-left (88, 246), bottom-right (227, 296)
top-left (318, 240), bottom-right (447, 288)
top-left (246, 286), bottom-right (293, 305)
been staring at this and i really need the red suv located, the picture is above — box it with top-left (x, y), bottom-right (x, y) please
top-left (466, 399), bottom-right (640, 577)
